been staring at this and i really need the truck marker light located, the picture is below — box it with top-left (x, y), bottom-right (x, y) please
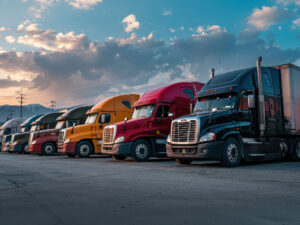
top-left (157, 130), bottom-right (160, 135)
top-left (230, 87), bottom-right (233, 91)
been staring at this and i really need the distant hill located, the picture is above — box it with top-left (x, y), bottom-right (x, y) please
top-left (0, 104), bottom-right (67, 124)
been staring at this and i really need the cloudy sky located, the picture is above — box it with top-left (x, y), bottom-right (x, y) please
top-left (0, 0), bottom-right (300, 108)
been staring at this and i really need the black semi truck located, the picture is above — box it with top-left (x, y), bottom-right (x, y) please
top-left (166, 57), bottom-right (300, 166)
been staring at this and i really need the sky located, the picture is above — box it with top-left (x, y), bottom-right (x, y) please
top-left (0, 0), bottom-right (300, 108)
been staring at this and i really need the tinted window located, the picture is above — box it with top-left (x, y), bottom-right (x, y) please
top-left (4, 128), bottom-right (11, 135)
top-left (122, 101), bottom-right (131, 109)
top-left (262, 72), bottom-right (274, 95)
top-left (156, 105), bottom-right (170, 118)
top-left (239, 93), bottom-right (251, 111)
top-left (183, 89), bottom-right (194, 99)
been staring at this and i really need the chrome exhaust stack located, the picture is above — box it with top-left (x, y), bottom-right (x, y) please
top-left (256, 56), bottom-right (266, 136)
top-left (210, 68), bottom-right (215, 79)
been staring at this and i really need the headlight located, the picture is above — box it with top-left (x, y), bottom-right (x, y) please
top-left (199, 132), bottom-right (215, 143)
top-left (167, 134), bottom-right (171, 143)
top-left (64, 138), bottom-right (71, 144)
top-left (115, 136), bottom-right (125, 143)
top-left (31, 140), bottom-right (37, 145)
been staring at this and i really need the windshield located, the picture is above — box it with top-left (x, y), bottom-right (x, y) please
top-left (30, 125), bottom-right (39, 132)
top-left (55, 121), bottom-right (65, 129)
top-left (194, 94), bottom-right (237, 112)
top-left (67, 121), bottom-right (76, 128)
top-left (132, 105), bottom-right (155, 119)
top-left (85, 113), bottom-right (98, 124)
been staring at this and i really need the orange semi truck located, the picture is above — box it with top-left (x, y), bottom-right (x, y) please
top-left (58, 94), bottom-right (139, 157)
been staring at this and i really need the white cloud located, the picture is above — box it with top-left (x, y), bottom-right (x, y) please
top-left (122, 14), bottom-right (140, 33)
top-left (66, 0), bottom-right (103, 10)
top-left (162, 9), bottom-right (172, 16)
top-left (0, 27), bottom-right (10, 32)
top-left (169, 28), bottom-right (175, 33)
top-left (293, 18), bottom-right (300, 28)
top-left (5, 36), bottom-right (17, 43)
top-left (194, 25), bottom-right (226, 37)
top-left (17, 20), bottom-right (31, 32)
top-left (247, 6), bottom-right (290, 30)
top-left (180, 26), bottom-right (184, 31)
top-left (276, 0), bottom-right (300, 6)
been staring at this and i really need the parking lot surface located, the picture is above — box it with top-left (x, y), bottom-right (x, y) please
top-left (0, 153), bottom-right (299, 225)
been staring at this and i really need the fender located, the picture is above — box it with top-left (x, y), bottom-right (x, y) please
top-left (221, 131), bottom-right (245, 159)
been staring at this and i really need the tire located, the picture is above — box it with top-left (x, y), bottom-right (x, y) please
top-left (42, 142), bottom-right (56, 156)
top-left (221, 137), bottom-right (242, 167)
top-left (131, 139), bottom-right (151, 162)
top-left (66, 153), bottom-right (76, 158)
top-left (76, 141), bottom-right (93, 158)
top-left (290, 141), bottom-right (300, 161)
top-left (176, 158), bottom-right (192, 165)
top-left (112, 155), bottom-right (127, 160)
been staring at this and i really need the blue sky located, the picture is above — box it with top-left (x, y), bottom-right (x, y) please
top-left (0, 0), bottom-right (300, 107)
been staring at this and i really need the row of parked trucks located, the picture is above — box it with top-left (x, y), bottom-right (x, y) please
top-left (1, 58), bottom-right (299, 166)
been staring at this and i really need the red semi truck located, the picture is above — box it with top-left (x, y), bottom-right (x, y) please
top-left (28, 106), bottom-right (91, 155)
top-left (101, 82), bottom-right (204, 161)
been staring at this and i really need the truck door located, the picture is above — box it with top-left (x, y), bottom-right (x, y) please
top-left (238, 91), bottom-right (255, 136)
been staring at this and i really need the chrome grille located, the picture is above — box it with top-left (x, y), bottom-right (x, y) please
top-left (58, 129), bottom-right (66, 144)
top-left (171, 119), bottom-right (198, 144)
top-left (28, 133), bottom-right (34, 145)
top-left (10, 134), bottom-right (15, 144)
top-left (103, 126), bottom-right (116, 144)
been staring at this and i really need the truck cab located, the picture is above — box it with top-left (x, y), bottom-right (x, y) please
top-left (27, 106), bottom-right (92, 156)
top-left (1, 118), bottom-right (24, 152)
top-left (102, 82), bottom-right (203, 162)
top-left (27, 112), bottom-right (63, 155)
top-left (58, 94), bottom-right (140, 158)
top-left (166, 58), bottom-right (300, 166)
top-left (10, 114), bottom-right (43, 153)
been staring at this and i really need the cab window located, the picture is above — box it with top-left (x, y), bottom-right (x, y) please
top-left (156, 105), bottom-right (170, 118)
top-left (239, 92), bottom-right (253, 111)
top-left (99, 113), bottom-right (111, 124)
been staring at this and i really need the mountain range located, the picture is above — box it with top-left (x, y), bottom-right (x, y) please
top-left (0, 104), bottom-right (65, 124)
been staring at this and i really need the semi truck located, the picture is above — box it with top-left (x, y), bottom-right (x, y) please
top-left (10, 114), bottom-right (43, 153)
top-left (1, 118), bottom-right (24, 152)
top-left (27, 112), bottom-right (63, 155)
top-left (27, 106), bottom-right (92, 156)
top-left (101, 82), bottom-right (204, 162)
top-left (57, 94), bottom-right (140, 158)
top-left (166, 57), bottom-right (300, 166)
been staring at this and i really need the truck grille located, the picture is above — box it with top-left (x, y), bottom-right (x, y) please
top-left (10, 134), bottom-right (15, 144)
top-left (58, 129), bottom-right (66, 144)
top-left (103, 126), bottom-right (116, 144)
top-left (171, 119), bottom-right (198, 144)
top-left (28, 133), bottom-right (34, 145)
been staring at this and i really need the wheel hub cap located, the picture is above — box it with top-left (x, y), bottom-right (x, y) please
top-left (135, 144), bottom-right (148, 159)
top-left (45, 145), bottom-right (53, 154)
top-left (227, 143), bottom-right (238, 162)
top-left (79, 145), bottom-right (90, 156)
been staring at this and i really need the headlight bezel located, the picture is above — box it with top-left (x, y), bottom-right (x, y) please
top-left (64, 138), bottom-right (71, 144)
top-left (199, 132), bottom-right (216, 143)
top-left (115, 136), bottom-right (125, 144)
top-left (167, 134), bottom-right (171, 143)
top-left (31, 140), bottom-right (37, 145)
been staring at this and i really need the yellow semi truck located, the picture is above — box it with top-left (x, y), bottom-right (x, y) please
top-left (57, 94), bottom-right (139, 157)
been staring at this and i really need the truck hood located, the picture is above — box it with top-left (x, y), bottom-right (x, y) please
top-left (37, 128), bottom-right (60, 136)
top-left (13, 132), bottom-right (30, 142)
top-left (114, 118), bottom-right (149, 136)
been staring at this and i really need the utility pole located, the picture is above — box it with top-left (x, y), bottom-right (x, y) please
top-left (16, 90), bottom-right (26, 119)
top-left (50, 100), bottom-right (56, 112)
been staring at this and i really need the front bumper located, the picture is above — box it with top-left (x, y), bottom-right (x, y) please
top-left (102, 142), bottom-right (133, 156)
top-left (166, 141), bottom-right (224, 161)
top-left (2, 144), bottom-right (11, 152)
top-left (28, 144), bottom-right (42, 153)
top-left (59, 142), bottom-right (76, 153)
top-left (10, 144), bottom-right (23, 152)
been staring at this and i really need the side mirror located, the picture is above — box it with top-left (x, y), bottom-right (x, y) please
top-left (168, 113), bottom-right (174, 117)
top-left (124, 117), bottom-right (128, 122)
top-left (212, 108), bottom-right (218, 113)
top-left (248, 95), bottom-right (255, 109)
top-left (100, 114), bottom-right (111, 124)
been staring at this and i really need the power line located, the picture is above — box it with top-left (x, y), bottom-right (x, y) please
top-left (16, 90), bottom-right (26, 119)
top-left (50, 100), bottom-right (56, 112)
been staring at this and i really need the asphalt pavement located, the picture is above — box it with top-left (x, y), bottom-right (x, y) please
top-left (0, 153), bottom-right (299, 225)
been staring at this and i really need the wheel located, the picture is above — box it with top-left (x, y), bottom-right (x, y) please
top-left (176, 158), bottom-right (192, 165)
top-left (76, 141), bottom-right (93, 158)
top-left (290, 141), bottom-right (300, 161)
top-left (66, 153), bottom-right (76, 158)
top-left (112, 155), bottom-right (127, 160)
top-left (42, 142), bottom-right (56, 156)
top-left (221, 137), bottom-right (242, 167)
top-left (131, 139), bottom-right (151, 162)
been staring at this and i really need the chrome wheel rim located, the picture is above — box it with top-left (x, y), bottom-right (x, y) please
top-left (135, 144), bottom-right (148, 159)
top-left (79, 144), bottom-right (90, 156)
top-left (296, 142), bottom-right (300, 158)
top-left (45, 145), bottom-right (54, 154)
top-left (227, 143), bottom-right (238, 163)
